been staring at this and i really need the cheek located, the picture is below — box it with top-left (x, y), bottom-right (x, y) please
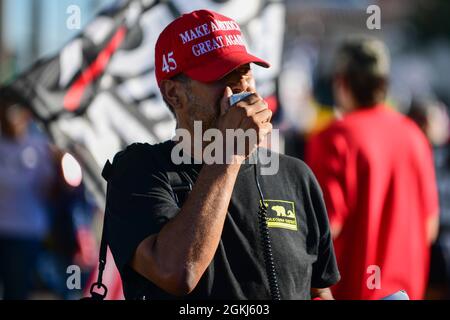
top-left (249, 77), bottom-right (256, 91)
top-left (186, 92), bottom-right (215, 123)
top-left (187, 83), bottom-right (225, 124)
top-left (202, 87), bottom-right (224, 118)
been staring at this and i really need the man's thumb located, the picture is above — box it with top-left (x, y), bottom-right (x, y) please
top-left (220, 86), bottom-right (233, 115)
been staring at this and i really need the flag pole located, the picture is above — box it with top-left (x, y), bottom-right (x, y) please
top-left (0, 0), bottom-right (4, 82)
top-left (30, 0), bottom-right (41, 65)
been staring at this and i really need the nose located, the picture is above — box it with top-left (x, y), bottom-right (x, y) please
top-left (229, 77), bottom-right (253, 94)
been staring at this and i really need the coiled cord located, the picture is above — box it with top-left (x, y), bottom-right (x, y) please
top-left (254, 153), bottom-right (281, 300)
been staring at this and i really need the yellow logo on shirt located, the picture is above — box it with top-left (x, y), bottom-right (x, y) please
top-left (262, 200), bottom-right (298, 231)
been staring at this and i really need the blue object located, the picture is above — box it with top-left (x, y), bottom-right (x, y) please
top-left (380, 290), bottom-right (410, 300)
top-left (229, 92), bottom-right (254, 106)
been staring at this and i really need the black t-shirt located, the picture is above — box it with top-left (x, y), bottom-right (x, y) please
top-left (105, 140), bottom-right (340, 300)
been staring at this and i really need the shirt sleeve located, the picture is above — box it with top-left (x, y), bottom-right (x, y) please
top-left (306, 166), bottom-right (341, 288)
top-left (105, 146), bottom-right (180, 274)
top-left (305, 129), bottom-right (350, 229)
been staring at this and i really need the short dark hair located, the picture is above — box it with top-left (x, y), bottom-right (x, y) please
top-left (407, 99), bottom-right (435, 133)
top-left (334, 37), bottom-right (390, 107)
top-left (0, 86), bottom-right (31, 111)
top-left (0, 86), bottom-right (32, 136)
top-left (161, 73), bottom-right (191, 117)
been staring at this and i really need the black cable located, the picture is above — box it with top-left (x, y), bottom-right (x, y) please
top-left (254, 150), bottom-right (281, 300)
top-left (229, 93), bottom-right (281, 300)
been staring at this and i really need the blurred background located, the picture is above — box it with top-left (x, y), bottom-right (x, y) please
top-left (0, 0), bottom-right (449, 300)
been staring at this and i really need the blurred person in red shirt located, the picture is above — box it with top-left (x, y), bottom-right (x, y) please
top-left (306, 37), bottom-right (439, 300)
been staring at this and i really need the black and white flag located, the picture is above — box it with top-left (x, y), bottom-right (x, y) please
top-left (10, 0), bottom-right (285, 204)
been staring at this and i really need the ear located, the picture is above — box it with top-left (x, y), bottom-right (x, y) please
top-left (333, 75), bottom-right (344, 91)
top-left (160, 79), bottom-right (187, 113)
top-left (333, 76), bottom-right (355, 112)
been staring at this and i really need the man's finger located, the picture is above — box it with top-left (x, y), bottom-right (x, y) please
top-left (235, 93), bottom-right (260, 107)
top-left (253, 109), bottom-right (273, 124)
top-left (220, 86), bottom-right (233, 115)
top-left (241, 100), bottom-right (269, 117)
top-left (258, 122), bottom-right (273, 143)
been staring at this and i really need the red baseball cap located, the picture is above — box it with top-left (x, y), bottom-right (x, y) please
top-left (155, 9), bottom-right (270, 87)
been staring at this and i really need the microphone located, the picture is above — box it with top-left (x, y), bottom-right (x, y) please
top-left (228, 91), bottom-right (281, 300)
top-left (229, 92), bottom-right (254, 106)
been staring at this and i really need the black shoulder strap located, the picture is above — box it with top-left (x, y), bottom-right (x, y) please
top-left (101, 160), bottom-right (114, 181)
top-left (167, 171), bottom-right (193, 206)
top-left (83, 162), bottom-right (192, 300)
top-left (83, 160), bottom-right (114, 300)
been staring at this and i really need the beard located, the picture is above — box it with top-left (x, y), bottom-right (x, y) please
top-left (184, 91), bottom-right (224, 158)
top-left (186, 90), bottom-right (221, 132)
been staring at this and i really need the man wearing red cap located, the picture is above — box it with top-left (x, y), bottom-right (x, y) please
top-left (105, 9), bottom-right (340, 300)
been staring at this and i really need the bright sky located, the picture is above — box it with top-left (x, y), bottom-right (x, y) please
top-left (3, 0), bottom-right (114, 70)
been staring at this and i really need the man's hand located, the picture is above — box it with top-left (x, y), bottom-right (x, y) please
top-left (216, 87), bottom-right (272, 163)
top-left (311, 287), bottom-right (335, 300)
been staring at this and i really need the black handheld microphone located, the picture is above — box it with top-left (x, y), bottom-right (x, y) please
top-left (229, 92), bottom-right (281, 300)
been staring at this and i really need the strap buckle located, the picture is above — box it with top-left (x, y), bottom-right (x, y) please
top-left (88, 282), bottom-right (108, 300)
